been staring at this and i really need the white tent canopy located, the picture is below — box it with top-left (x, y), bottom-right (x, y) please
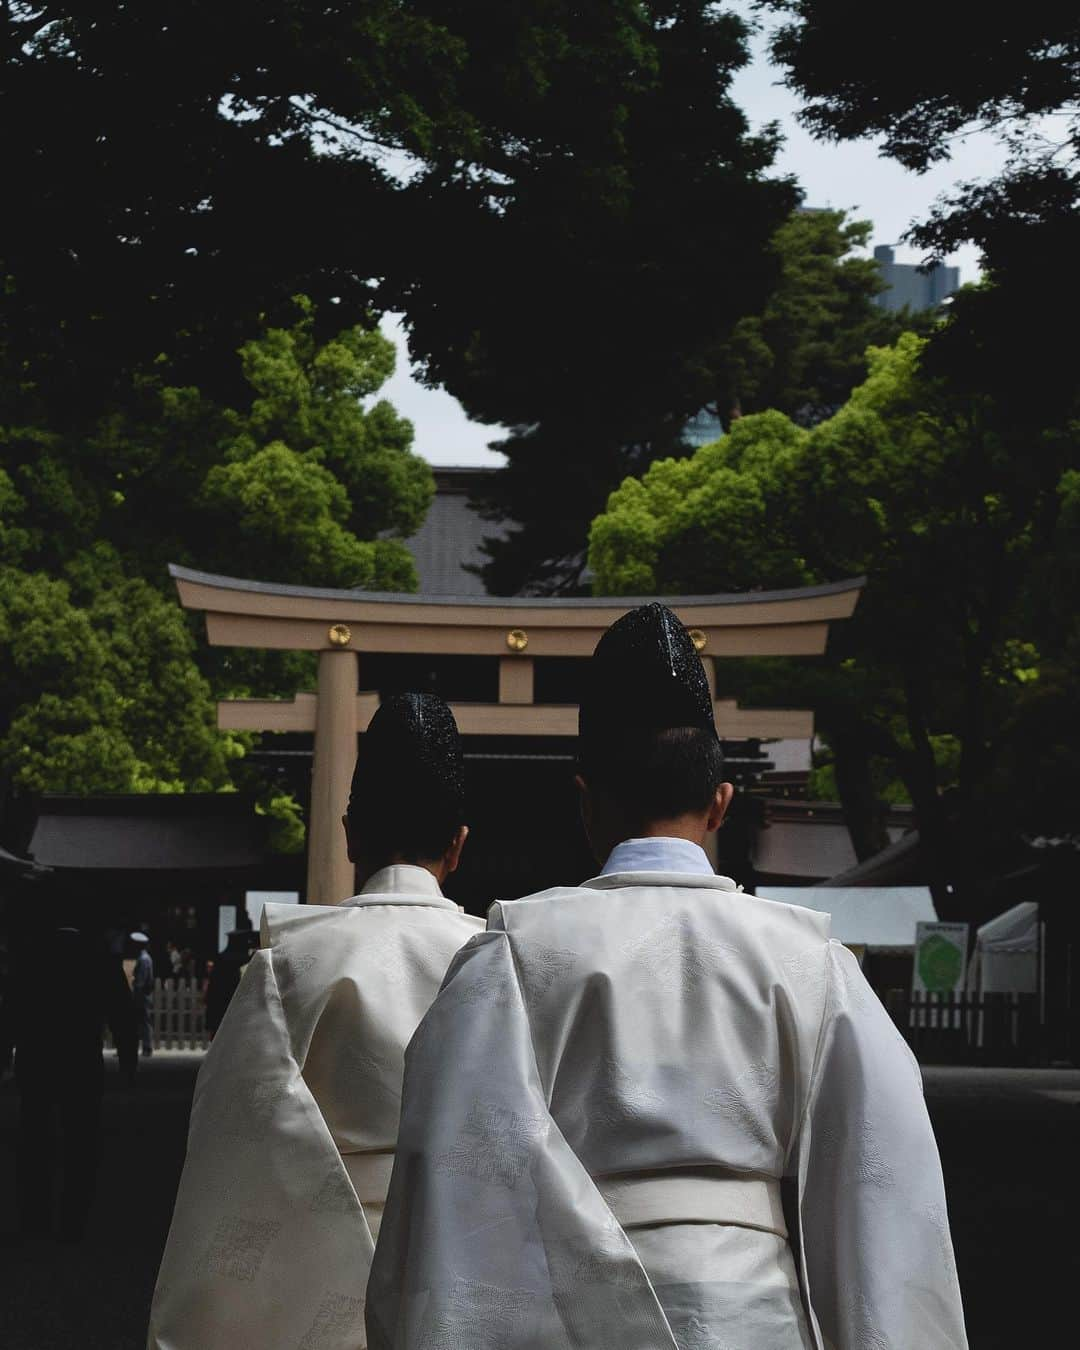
top-left (756, 886), bottom-right (939, 951)
top-left (966, 901), bottom-right (1039, 995)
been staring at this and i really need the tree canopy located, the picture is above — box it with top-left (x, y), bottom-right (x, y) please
top-left (0, 558), bottom-right (243, 797)
top-left (717, 208), bottom-right (922, 423)
top-left (474, 205), bottom-right (912, 594)
top-left (3, 2), bottom-right (794, 426)
top-left (1, 2), bottom-right (812, 599)
top-left (590, 332), bottom-right (1080, 904)
top-left (763, 4), bottom-right (1080, 252)
top-left (762, 3), bottom-right (1080, 446)
top-left (1, 0), bottom-right (471, 411)
top-left (0, 300), bottom-right (429, 824)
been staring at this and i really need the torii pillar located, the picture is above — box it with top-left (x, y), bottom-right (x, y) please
top-left (309, 643), bottom-right (360, 905)
top-left (169, 565), bottom-right (864, 906)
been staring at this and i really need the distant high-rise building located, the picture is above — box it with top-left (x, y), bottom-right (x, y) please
top-left (683, 405), bottom-right (725, 447)
top-left (873, 244), bottom-right (959, 313)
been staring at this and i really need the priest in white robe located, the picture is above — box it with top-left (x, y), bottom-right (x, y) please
top-left (148, 694), bottom-right (482, 1350)
top-left (367, 605), bottom-right (967, 1350)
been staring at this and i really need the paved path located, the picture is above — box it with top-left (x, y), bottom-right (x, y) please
top-left (1, 1057), bottom-right (1077, 1348)
top-left (923, 1066), bottom-right (1080, 1349)
top-left (1, 1053), bottom-right (198, 1350)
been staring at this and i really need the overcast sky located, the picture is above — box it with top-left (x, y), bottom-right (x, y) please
top-left (383, 16), bottom-right (1009, 468)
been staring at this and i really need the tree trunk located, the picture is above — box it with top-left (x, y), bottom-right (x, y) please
top-left (899, 669), bottom-right (958, 915)
top-left (831, 729), bottom-right (890, 862)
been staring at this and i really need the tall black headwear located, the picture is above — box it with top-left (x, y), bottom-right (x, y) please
top-left (348, 693), bottom-right (465, 854)
top-left (578, 602), bottom-right (717, 776)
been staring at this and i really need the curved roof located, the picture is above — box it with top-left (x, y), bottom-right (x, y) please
top-left (169, 564), bottom-right (864, 611)
top-left (170, 564), bottom-right (864, 659)
top-left (27, 794), bottom-right (273, 873)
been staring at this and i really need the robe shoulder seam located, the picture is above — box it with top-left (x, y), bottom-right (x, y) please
top-left (499, 931), bottom-right (553, 1105)
top-left (787, 939), bottom-right (836, 1169)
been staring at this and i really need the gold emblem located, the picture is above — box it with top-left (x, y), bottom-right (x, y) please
top-left (506, 628), bottom-right (529, 653)
top-left (327, 623), bottom-right (352, 647)
top-left (688, 628), bottom-right (708, 653)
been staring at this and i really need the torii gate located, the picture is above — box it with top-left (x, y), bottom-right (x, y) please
top-left (170, 565), bottom-right (862, 906)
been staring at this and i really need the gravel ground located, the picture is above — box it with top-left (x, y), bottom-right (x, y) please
top-left (1, 1056), bottom-right (1077, 1348)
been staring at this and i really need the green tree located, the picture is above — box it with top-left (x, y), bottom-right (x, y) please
top-left (4, 3), bottom-right (826, 602)
top-left (763, 3), bottom-right (1079, 257)
top-left (590, 333), bottom-right (1080, 910)
top-left (0, 559), bottom-right (243, 795)
top-left (991, 468), bottom-right (1080, 840)
top-left (0, 301), bottom-right (430, 831)
top-left (198, 299), bottom-right (430, 592)
top-left (718, 209), bottom-right (922, 424)
top-left (474, 205), bottom-right (919, 595)
top-left (0, 0), bottom-right (477, 413)
top-left (3, 3), bottom-right (795, 456)
top-left (762, 2), bottom-right (1080, 464)
top-left (1, 299), bottom-right (430, 594)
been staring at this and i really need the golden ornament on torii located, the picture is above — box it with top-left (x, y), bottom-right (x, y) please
top-left (170, 565), bottom-right (863, 906)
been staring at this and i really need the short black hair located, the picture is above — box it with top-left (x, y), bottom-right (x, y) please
top-left (347, 694), bottom-right (465, 865)
top-left (581, 725), bottom-right (724, 828)
top-left (353, 797), bottom-right (462, 865)
top-left (347, 767), bottom-right (465, 865)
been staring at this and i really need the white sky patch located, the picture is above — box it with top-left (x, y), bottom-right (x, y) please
top-left (378, 314), bottom-right (507, 467)
top-left (730, 14), bottom-right (1015, 281)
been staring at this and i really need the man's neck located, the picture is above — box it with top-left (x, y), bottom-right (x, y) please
top-left (629, 819), bottom-right (709, 847)
top-left (592, 811), bottom-right (712, 872)
top-left (357, 856), bottom-right (443, 890)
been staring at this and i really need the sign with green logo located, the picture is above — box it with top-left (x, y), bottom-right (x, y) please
top-left (913, 922), bottom-right (969, 994)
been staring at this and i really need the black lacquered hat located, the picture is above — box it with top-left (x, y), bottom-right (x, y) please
top-left (578, 602), bottom-right (716, 768)
top-left (350, 692), bottom-right (464, 818)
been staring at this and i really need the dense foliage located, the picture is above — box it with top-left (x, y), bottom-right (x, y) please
top-left (763, 2), bottom-right (1080, 441)
top-left (590, 332), bottom-right (1080, 903)
top-left (2, 2), bottom-right (801, 605)
top-left (764, 3), bottom-right (1080, 253)
top-left (6, 1), bottom-right (1074, 877)
top-left (474, 206), bottom-right (913, 593)
top-left (717, 208), bottom-right (923, 424)
top-left (0, 301), bottom-right (430, 830)
top-left (756, 0), bottom-right (1080, 874)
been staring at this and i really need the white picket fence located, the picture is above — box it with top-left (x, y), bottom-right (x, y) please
top-left (107, 978), bottom-right (210, 1051)
top-left (151, 977), bottom-right (210, 1050)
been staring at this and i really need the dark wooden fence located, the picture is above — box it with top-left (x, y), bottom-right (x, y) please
top-left (885, 989), bottom-right (1041, 1066)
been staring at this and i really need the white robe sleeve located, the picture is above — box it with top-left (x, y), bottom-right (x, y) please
top-left (148, 949), bottom-right (374, 1350)
top-left (797, 942), bottom-right (968, 1350)
top-left (365, 932), bottom-right (678, 1350)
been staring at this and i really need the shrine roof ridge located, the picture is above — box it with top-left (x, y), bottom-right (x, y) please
top-left (168, 564), bottom-right (865, 609)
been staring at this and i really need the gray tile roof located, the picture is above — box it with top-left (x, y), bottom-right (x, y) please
top-left (404, 467), bottom-right (506, 596)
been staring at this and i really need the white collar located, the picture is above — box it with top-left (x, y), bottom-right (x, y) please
top-left (338, 864), bottom-right (455, 909)
top-left (583, 870), bottom-right (738, 892)
top-left (584, 835), bottom-right (739, 893)
top-left (600, 837), bottom-right (715, 877)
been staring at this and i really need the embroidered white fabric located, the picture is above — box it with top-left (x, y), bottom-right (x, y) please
top-left (367, 875), bottom-right (968, 1350)
top-left (147, 872), bottom-right (481, 1350)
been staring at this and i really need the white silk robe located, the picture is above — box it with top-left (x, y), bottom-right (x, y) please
top-left (367, 870), bottom-right (968, 1350)
top-left (148, 866), bottom-right (482, 1350)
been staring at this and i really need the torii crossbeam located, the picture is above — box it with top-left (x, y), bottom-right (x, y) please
top-left (170, 566), bottom-right (863, 906)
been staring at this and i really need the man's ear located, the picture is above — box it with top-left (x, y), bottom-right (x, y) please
top-left (444, 824), bottom-right (469, 877)
top-left (706, 782), bottom-right (735, 833)
top-left (342, 813), bottom-right (357, 865)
